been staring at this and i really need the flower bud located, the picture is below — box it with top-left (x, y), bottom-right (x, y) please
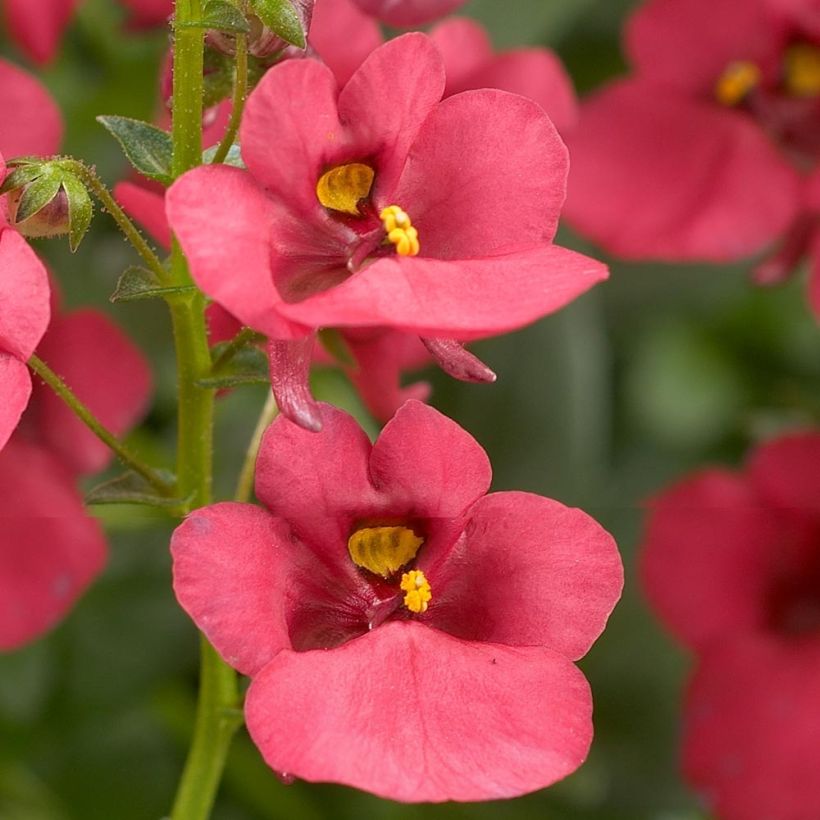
top-left (6, 182), bottom-right (70, 239)
top-left (208, 1), bottom-right (314, 59)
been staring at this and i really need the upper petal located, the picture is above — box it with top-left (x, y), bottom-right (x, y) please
top-left (166, 164), bottom-right (303, 339)
top-left (0, 58), bottom-right (62, 158)
top-left (4, 0), bottom-right (77, 64)
top-left (0, 354), bottom-right (31, 453)
top-left (32, 309), bottom-right (152, 475)
top-left (429, 17), bottom-right (493, 88)
top-left (278, 245), bottom-right (608, 340)
top-left (0, 438), bottom-right (106, 651)
top-left (351, 0), bottom-right (466, 27)
top-left (0, 228), bottom-right (51, 360)
top-left (421, 491), bottom-right (622, 660)
top-left (368, 400), bottom-right (491, 519)
top-left (309, 0), bottom-right (382, 87)
top-left (564, 80), bottom-right (801, 261)
top-left (393, 88), bottom-right (568, 258)
top-left (245, 620), bottom-right (593, 802)
top-left (339, 34), bottom-right (445, 204)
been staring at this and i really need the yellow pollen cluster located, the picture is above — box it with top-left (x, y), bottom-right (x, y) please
top-left (347, 526), bottom-right (424, 579)
top-left (715, 60), bottom-right (761, 106)
top-left (400, 570), bottom-right (432, 614)
top-left (784, 43), bottom-right (820, 97)
top-left (315, 162), bottom-right (375, 216)
top-left (380, 205), bottom-right (420, 257)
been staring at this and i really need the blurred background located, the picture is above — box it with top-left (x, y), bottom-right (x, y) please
top-left (3, 0), bottom-right (820, 817)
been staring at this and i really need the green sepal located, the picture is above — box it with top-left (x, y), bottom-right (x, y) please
top-left (202, 143), bottom-right (245, 167)
top-left (61, 173), bottom-right (94, 252)
top-left (96, 116), bottom-right (174, 185)
top-left (202, 0), bottom-right (251, 32)
top-left (85, 470), bottom-right (191, 509)
top-left (197, 345), bottom-right (270, 388)
top-left (318, 327), bottom-right (356, 367)
top-left (14, 170), bottom-right (62, 223)
top-left (111, 266), bottom-right (198, 303)
top-left (0, 163), bottom-right (45, 195)
top-left (248, 0), bottom-right (306, 48)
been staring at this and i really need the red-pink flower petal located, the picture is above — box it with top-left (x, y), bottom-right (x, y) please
top-left (0, 354), bottom-right (31, 452)
top-left (748, 431), bottom-right (820, 514)
top-left (278, 245), bottom-right (607, 340)
top-left (0, 227), bottom-right (51, 360)
top-left (32, 309), bottom-right (152, 475)
top-left (351, 0), bottom-right (466, 27)
top-left (240, 57), bottom-right (342, 216)
top-left (626, 0), bottom-right (783, 96)
top-left (640, 470), bottom-right (784, 651)
top-left (565, 80), bottom-right (801, 260)
top-left (338, 34), bottom-right (445, 203)
top-left (254, 403), bottom-right (378, 547)
top-left (114, 181), bottom-right (171, 249)
top-left (0, 439), bottom-right (106, 650)
top-left (369, 400), bottom-right (491, 519)
top-left (171, 503), bottom-right (295, 675)
top-left (682, 636), bottom-right (820, 820)
top-left (0, 58), bottom-right (62, 158)
top-left (267, 337), bottom-right (323, 432)
top-left (421, 491), bottom-right (622, 659)
top-left (429, 17), bottom-right (493, 85)
top-left (4, 0), bottom-right (78, 64)
top-left (393, 89), bottom-right (567, 257)
top-left (166, 164), bottom-right (304, 340)
top-left (119, 0), bottom-right (171, 27)
top-left (246, 620), bottom-right (593, 802)
top-left (309, 0), bottom-right (382, 87)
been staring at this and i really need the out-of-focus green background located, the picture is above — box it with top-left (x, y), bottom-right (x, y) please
top-left (2, 0), bottom-right (820, 817)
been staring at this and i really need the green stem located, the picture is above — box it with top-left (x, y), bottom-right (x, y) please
top-left (210, 33), bottom-right (248, 166)
top-left (234, 390), bottom-right (279, 503)
top-left (27, 354), bottom-right (172, 494)
top-left (59, 159), bottom-right (170, 284)
top-left (168, 3), bottom-right (240, 819)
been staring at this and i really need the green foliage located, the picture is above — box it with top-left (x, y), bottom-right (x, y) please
top-left (248, 0), bottom-right (306, 48)
top-left (97, 116), bottom-right (174, 185)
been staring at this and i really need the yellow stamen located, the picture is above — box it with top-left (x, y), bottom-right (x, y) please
top-left (784, 43), bottom-right (820, 97)
top-left (400, 570), bottom-right (432, 614)
top-left (316, 163), bottom-right (375, 216)
top-left (347, 526), bottom-right (424, 579)
top-left (380, 205), bottom-right (420, 257)
top-left (715, 60), bottom-right (761, 106)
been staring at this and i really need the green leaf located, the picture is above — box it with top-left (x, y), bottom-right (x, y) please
top-left (110, 266), bottom-right (197, 303)
top-left (13, 171), bottom-right (62, 223)
top-left (96, 116), bottom-right (174, 185)
top-left (61, 173), bottom-right (93, 252)
top-left (85, 471), bottom-right (188, 509)
top-left (248, 0), bottom-right (306, 48)
top-left (0, 163), bottom-right (45, 195)
top-left (202, 0), bottom-right (251, 32)
top-left (196, 345), bottom-right (270, 389)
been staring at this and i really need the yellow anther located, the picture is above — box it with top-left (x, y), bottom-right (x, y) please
top-left (400, 570), bottom-right (432, 614)
top-left (347, 526), bottom-right (424, 579)
top-left (784, 43), bottom-right (820, 97)
top-left (316, 162), bottom-right (375, 216)
top-left (380, 205), bottom-right (420, 257)
top-left (715, 60), bottom-right (761, 106)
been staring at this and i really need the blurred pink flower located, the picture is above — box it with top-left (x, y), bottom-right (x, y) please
top-left (2, 0), bottom-right (77, 64)
top-left (350, 0), bottom-right (465, 26)
top-left (172, 400), bottom-right (623, 801)
top-left (641, 431), bottom-right (820, 818)
top-left (167, 34), bottom-right (606, 429)
top-left (565, 0), bottom-right (820, 315)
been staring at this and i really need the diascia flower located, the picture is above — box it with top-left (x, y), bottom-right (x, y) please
top-left (350, 0), bottom-right (466, 27)
top-left (564, 0), bottom-right (820, 315)
top-left (641, 432), bottom-right (820, 819)
top-left (0, 305), bottom-right (152, 651)
top-left (171, 400), bottom-right (623, 801)
top-left (1, 0), bottom-right (77, 63)
top-left (167, 34), bottom-right (607, 429)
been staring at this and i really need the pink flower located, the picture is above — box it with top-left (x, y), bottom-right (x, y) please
top-left (172, 400), bottom-right (623, 801)
top-left (310, 1), bottom-right (578, 131)
top-left (349, 0), bottom-right (465, 27)
top-left (119, 0), bottom-right (171, 28)
top-left (1, 0), bottom-right (77, 63)
top-left (564, 0), bottom-right (820, 314)
top-left (167, 34), bottom-right (607, 429)
top-left (641, 432), bottom-right (820, 818)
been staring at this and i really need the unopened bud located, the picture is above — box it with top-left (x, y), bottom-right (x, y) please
top-left (7, 183), bottom-right (70, 239)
